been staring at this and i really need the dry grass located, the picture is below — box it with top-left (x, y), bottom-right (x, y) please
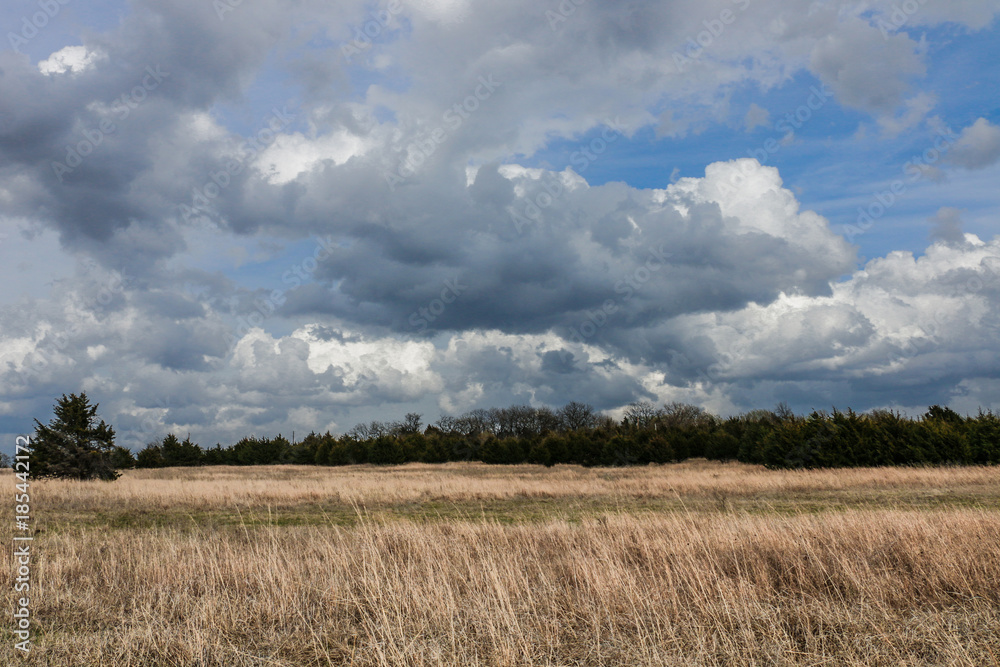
top-left (28, 460), bottom-right (1000, 521)
top-left (2, 461), bottom-right (999, 665)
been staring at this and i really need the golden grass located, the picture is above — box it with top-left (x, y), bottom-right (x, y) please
top-left (2, 461), bottom-right (999, 665)
top-left (29, 459), bottom-right (1000, 512)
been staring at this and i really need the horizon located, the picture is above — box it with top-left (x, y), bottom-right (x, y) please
top-left (2, 0), bottom-right (1000, 452)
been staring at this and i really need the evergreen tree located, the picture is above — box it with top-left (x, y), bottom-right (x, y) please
top-left (31, 393), bottom-right (120, 480)
top-left (159, 434), bottom-right (204, 467)
top-left (110, 445), bottom-right (136, 470)
top-left (135, 442), bottom-right (165, 468)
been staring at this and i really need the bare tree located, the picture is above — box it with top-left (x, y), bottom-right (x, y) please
top-left (534, 406), bottom-right (561, 433)
top-left (397, 413), bottom-right (423, 434)
top-left (454, 409), bottom-right (491, 436)
top-left (433, 415), bottom-right (459, 433)
top-left (349, 420), bottom-right (394, 440)
top-left (774, 402), bottom-right (796, 421)
top-left (558, 402), bottom-right (597, 430)
top-left (623, 401), bottom-right (658, 430)
top-left (660, 402), bottom-right (714, 429)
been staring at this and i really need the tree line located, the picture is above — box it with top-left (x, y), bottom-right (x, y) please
top-left (132, 402), bottom-right (1000, 470)
top-left (23, 394), bottom-right (1000, 480)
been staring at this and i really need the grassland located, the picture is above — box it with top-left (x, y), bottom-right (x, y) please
top-left (2, 460), bottom-right (999, 665)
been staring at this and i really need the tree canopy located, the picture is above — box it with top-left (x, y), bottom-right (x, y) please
top-left (31, 393), bottom-right (121, 480)
top-left (128, 402), bottom-right (1000, 471)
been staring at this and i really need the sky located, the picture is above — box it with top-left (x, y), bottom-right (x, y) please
top-left (1, 0), bottom-right (1000, 450)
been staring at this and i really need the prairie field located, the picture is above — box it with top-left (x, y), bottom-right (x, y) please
top-left (2, 460), bottom-right (1000, 666)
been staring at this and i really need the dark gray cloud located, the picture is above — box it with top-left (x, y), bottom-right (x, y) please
top-left (0, 0), bottom-right (300, 268)
top-left (274, 160), bottom-right (855, 342)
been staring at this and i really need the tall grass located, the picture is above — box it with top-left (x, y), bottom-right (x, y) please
top-left (2, 462), bottom-right (999, 665)
top-left (26, 459), bottom-right (1000, 511)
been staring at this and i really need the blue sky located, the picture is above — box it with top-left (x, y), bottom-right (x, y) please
top-left (2, 0), bottom-right (1000, 449)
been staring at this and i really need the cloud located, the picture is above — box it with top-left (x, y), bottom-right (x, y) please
top-left (656, 110), bottom-right (696, 139)
top-left (1, 0), bottom-right (988, 278)
top-left (0, 0), bottom-right (301, 254)
top-left (945, 118), bottom-right (1000, 170)
top-left (808, 15), bottom-right (925, 112)
top-left (876, 91), bottom-right (937, 136)
top-left (277, 158), bottom-right (856, 341)
top-left (668, 235), bottom-right (1000, 408)
top-left (744, 103), bottom-right (770, 132)
top-left (38, 46), bottom-right (106, 76)
top-left (928, 207), bottom-right (966, 245)
top-left (2, 226), bottom-right (998, 446)
top-left (872, 0), bottom-right (1000, 31)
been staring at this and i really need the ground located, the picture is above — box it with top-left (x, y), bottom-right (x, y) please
top-left (2, 460), bottom-right (999, 665)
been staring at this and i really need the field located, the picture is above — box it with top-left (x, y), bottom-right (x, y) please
top-left (2, 460), bottom-right (1000, 666)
